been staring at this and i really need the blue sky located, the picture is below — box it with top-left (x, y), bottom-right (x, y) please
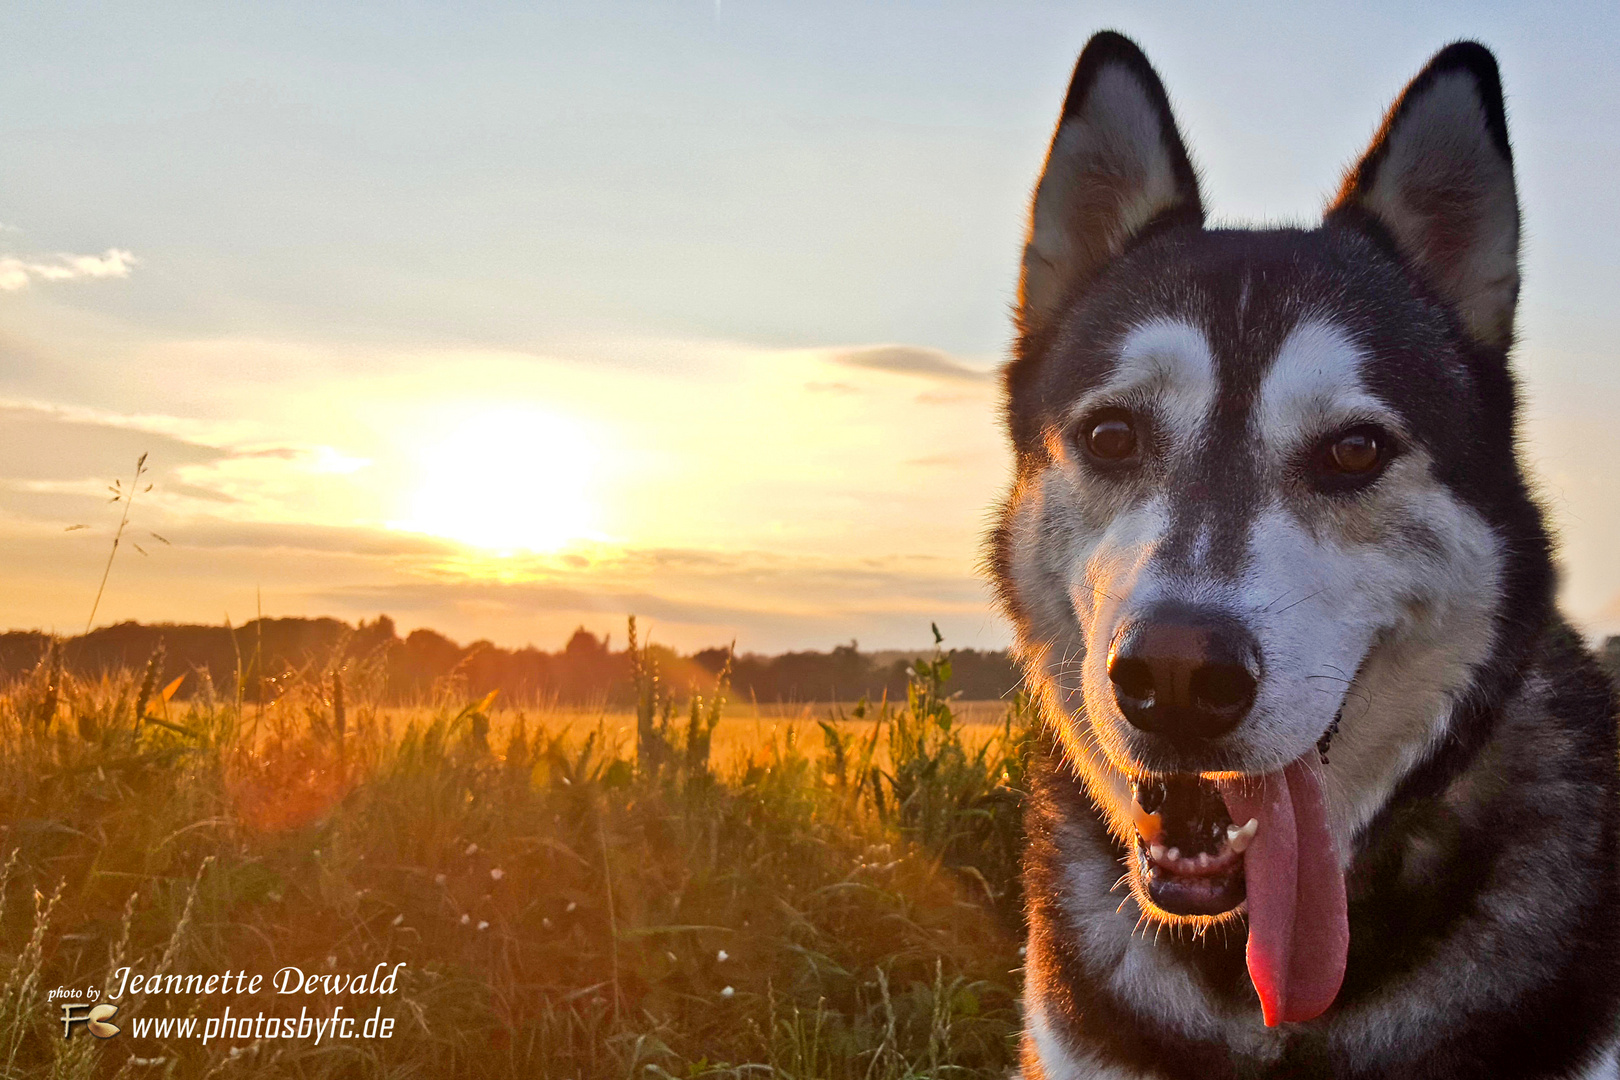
top-left (2, 2), bottom-right (1618, 651)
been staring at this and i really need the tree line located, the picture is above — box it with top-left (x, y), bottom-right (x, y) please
top-left (0, 616), bottom-right (1023, 706)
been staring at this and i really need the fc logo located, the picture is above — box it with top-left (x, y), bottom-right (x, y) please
top-left (60, 1003), bottom-right (119, 1039)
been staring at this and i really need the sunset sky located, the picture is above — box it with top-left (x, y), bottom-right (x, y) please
top-left (3, 1), bottom-right (1619, 653)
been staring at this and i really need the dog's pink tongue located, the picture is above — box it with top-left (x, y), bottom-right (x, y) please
top-left (1216, 756), bottom-right (1347, 1026)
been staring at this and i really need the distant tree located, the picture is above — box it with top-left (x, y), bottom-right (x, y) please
top-left (564, 627), bottom-right (608, 658)
top-left (691, 647), bottom-right (732, 675)
top-left (0, 616), bottom-right (1022, 705)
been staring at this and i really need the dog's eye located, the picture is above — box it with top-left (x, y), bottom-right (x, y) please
top-left (1330, 431), bottom-right (1380, 473)
top-left (1080, 411), bottom-right (1138, 462)
top-left (1314, 424), bottom-right (1393, 487)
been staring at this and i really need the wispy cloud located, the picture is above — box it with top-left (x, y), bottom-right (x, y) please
top-left (828, 345), bottom-right (993, 383)
top-left (0, 248), bottom-right (138, 291)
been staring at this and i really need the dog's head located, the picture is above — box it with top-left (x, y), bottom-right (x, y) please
top-left (991, 34), bottom-right (1551, 931)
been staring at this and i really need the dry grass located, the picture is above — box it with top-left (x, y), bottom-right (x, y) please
top-left (0, 625), bottom-right (1032, 1078)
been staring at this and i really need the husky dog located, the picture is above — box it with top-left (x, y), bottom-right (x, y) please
top-left (989, 32), bottom-right (1620, 1079)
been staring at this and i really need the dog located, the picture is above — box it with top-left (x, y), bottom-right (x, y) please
top-left (988, 32), bottom-right (1620, 1079)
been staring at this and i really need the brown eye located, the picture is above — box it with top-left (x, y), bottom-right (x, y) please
top-left (1329, 429), bottom-right (1381, 473)
top-left (1314, 424), bottom-right (1393, 489)
top-left (1083, 412), bottom-right (1138, 461)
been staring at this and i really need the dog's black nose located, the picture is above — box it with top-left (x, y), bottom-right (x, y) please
top-left (1107, 606), bottom-right (1260, 740)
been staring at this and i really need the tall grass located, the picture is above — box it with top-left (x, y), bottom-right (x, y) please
top-left (0, 622), bottom-right (1032, 1078)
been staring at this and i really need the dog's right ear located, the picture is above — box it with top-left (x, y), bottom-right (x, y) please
top-left (1018, 32), bottom-right (1204, 341)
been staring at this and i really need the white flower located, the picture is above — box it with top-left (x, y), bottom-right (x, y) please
top-left (542, 917), bottom-right (553, 930)
top-left (392, 913), bottom-right (405, 927)
top-left (565, 901), bottom-right (577, 913)
top-left (490, 868), bottom-right (504, 881)
top-left (720, 986), bottom-right (735, 999)
top-left (717, 949), bottom-right (729, 963)
top-left (465, 843), bottom-right (479, 856)
top-left (434, 873), bottom-right (447, 886)
top-left (477, 920), bottom-right (490, 932)
top-left (460, 914), bottom-right (470, 925)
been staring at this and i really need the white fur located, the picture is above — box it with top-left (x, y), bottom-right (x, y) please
top-left (1254, 320), bottom-right (1401, 452)
top-left (1021, 319), bottom-right (1219, 838)
top-left (1242, 318), bottom-right (1503, 850)
top-left (1068, 319), bottom-right (1218, 453)
top-left (1009, 312), bottom-right (1505, 861)
top-left (1569, 1038), bottom-right (1619, 1080)
top-left (1025, 1002), bottom-right (1165, 1079)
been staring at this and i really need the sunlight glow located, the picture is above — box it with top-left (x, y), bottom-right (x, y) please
top-left (394, 406), bottom-right (601, 554)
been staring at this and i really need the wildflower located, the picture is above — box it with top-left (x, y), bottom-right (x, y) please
top-left (720, 986), bottom-right (735, 999)
top-left (477, 920), bottom-right (490, 931)
top-left (434, 873), bottom-right (447, 886)
top-left (460, 914), bottom-right (470, 926)
top-left (490, 868), bottom-right (504, 881)
top-left (392, 913), bottom-right (405, 927)
top-left (464, 842), bottom-right (479, 856)
top-left (542, 917), bottom-right (553, 930)
top-left (717, 949), bottom-right (729, 963)
top-left (565, 900), bottom-right (577, 913)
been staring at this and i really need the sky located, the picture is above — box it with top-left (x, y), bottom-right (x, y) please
top-left (2, 1), bottom-right (1619, 653)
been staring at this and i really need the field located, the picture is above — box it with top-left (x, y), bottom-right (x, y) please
top-left (0, 625), bottom-right (1034, 1078)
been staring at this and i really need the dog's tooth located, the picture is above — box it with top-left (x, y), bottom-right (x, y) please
top-left (1149, 843), bottom-right (1167, 864)
top-left (1226, 818), bottom-right (1259, 854)
top-left (1166, 847), bottom-right (1181, 863)
top-left (1196, 852), bottom-right (1213, 869)
top-left (1132, 805), bottom-right (1165, 844)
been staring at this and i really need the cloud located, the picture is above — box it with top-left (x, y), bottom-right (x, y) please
top-left (0, 248), bottom-right (138, 291)
top-left (313, 547), bottom-right (999, 652)
top-left (0, 402), bottom-right (225, 483)
top-left (828, 345), bottom-right (993, 383)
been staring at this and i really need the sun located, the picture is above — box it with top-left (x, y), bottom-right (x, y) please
top-left (394, 406), bottom-right (601, 554)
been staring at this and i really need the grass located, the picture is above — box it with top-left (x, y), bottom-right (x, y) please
top-left (0, 620), bottom-right (1034, 1078)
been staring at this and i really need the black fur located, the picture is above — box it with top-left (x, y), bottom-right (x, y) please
top-left (1022, 625), bottom-right (1620, 1078)
top-left (996, 33), bottom-right (1620, 1079)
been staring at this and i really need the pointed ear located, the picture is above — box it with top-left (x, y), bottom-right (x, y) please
top-left (1327, 42), bottom-right (1520, 349)
top-left (1018, 32), bottom-right (1203, 340)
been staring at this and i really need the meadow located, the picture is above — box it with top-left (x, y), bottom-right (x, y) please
top-left (0, 620), bottom-right (1034, 1078)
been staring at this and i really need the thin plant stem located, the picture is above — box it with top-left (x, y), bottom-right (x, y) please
top-left (85, 452), bottom-right (148, 635)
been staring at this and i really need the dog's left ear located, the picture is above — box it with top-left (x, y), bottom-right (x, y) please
top-left (1327, 42), bottom-right (1520, 350)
